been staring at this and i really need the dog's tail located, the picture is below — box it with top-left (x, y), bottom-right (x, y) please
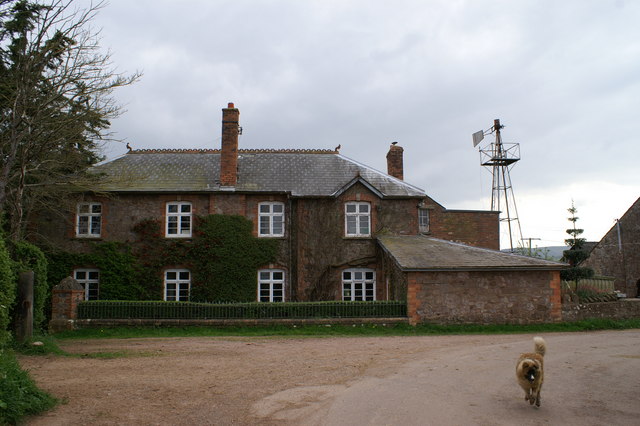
top-left (533, 336), bottom-right (546, 357)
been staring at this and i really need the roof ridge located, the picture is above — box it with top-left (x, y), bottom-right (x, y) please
top-left (128, 148), bottom-right (338, 154)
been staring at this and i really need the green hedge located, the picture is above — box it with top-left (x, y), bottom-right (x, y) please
top-left (9, 241), bottom-right (49, 330)
top-left (0, 237), bottom-right (15, 346)
top-left (77, 300), bottom-right (407, 320)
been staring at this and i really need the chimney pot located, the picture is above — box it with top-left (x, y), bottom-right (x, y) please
top-left (228, 102), bottom-right (235, 108)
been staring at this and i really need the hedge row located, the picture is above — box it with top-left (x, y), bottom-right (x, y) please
top-left (77, 300), bottom-right (407, 320)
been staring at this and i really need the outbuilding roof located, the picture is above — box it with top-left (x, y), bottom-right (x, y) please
top-left (91, 149), bottom-right (426, 198)
top-left (378, 235), bottom-right (567, 271)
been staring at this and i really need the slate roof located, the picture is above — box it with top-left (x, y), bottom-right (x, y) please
top-left (378, 235), bottom-right (567, 271)
top-left (91, 149), bottom-right (426, 198)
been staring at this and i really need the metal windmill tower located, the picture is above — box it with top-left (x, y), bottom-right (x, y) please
top-left (472, 119), bottom-right (523, 251)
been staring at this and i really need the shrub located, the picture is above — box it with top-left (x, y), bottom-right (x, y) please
top-left (9, 241), bottom-right (49, 330)
top-left (0, 236), bottom-right (16, 346)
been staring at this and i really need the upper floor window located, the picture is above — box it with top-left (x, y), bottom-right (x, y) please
top-left (258, 269), bottom-right (285, 302)
top-left (418, 208), bottom-right (430, 233)
top-left (166, 202), bottom-right (192, 237)
top-left (345, 202), bottom-right (370, 237)
top-left (342, 268), bottom-right (376, 301)
top-left (259, 202), bottom-right (284, 237)
top-left (74, 269), bottom-right (100, 300)
top-left (76, 202), bottom-right (102, 238)
top-left (164, 269), bottom-right (190, 301)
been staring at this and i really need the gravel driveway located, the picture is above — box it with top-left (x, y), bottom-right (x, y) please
top-left (18, 330), bottom-right (640, 425)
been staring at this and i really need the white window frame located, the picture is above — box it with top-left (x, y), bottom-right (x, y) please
top-left (164, 269), bottom-right (191, 301)
top-left (345, 202), bottom-right (371, 237)
top-left (166, 202), bottom-right (192, 238)
top-left (74, 269), bottom-right (100, 301)
top-left (342, 268), bottom-right (376, 301)
top-left (258, 269), bottom-right (285, 302)
top-left (418, 208), bottom-right (430, 233)
top-left (258, 202), bottom-right (285, 237)
top-left (76, 202), bottom-right (102, 237)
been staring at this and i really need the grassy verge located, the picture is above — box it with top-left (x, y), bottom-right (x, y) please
top-left (0, 347), bottom-right (57, 425)
top-left (52, 317), bottom-right (640, 340)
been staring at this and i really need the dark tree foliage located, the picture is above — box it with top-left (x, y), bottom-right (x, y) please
top-left (0, 0), bottom-right (139, 239)
top-left (0, 234), bottom-right (15, 345)
top-left (560, 202), bottom-right (594, 283)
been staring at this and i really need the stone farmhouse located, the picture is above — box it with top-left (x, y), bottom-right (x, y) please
top-left (583, 196), bottom-right (640, 298)
top-left (39, 103), bottom-right (565, 324)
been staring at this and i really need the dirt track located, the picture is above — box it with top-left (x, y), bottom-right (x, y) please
top-left (18, 330), bottom-right (640, 425)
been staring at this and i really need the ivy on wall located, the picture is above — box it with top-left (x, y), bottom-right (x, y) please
top-left (46, 215), bottom-right (278, 302)
top-left (47, 242), bottom-right (142, 300)
top-left (191, 215), bottom-right (277, 301)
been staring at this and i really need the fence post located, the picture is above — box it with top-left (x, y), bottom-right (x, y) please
top-left (49, 276), bottom-right (85, 333)
top-left (15, 271), bottom-right (34, 343)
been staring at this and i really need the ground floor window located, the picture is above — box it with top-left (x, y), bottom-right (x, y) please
top-left (74, 269), bottom-right (100, 300)
top-left (342, 268), bottom-right (376, 301)
top-left (258, 269), bottom-right (285, 302)
top-left (164, 269), bottom-right (190, 301)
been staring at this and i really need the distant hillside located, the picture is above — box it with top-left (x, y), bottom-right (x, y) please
top-left (502, 246), bottom-right (567, 261)
top-left (539, 246), bottom-right (568, 261)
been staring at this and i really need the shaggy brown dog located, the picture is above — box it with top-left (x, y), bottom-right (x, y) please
top-left (516, 336), bottom-right (546, 407)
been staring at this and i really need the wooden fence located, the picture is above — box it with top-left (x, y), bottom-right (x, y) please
top-left (562, 276), bottom-right (616, 293)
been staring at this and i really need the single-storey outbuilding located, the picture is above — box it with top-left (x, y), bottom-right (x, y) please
top-left (378, 235), bottom-right (566, 324)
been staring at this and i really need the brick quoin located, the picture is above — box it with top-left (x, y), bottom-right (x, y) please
top-left (549, 271), bottom-right (562, 321)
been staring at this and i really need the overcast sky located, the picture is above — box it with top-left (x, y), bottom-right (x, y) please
top-left (80, 0), bottom-right (640, 250)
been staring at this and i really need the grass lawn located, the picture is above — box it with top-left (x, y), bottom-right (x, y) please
top-left (52, 317), bottom-right (640, 340)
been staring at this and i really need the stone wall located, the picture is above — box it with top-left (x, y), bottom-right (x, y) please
top-left (561, 299), bottom-right (640, 322)
top-left (407, 269), bottom-right (562, 325)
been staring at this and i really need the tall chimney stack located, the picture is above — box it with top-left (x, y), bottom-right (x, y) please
top-left (386, 142), bottom-right (404, 180)
top-left (220, 102), bottom-right (240, 186)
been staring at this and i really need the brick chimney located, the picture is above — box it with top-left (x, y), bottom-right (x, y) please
top-left (386, 142), bottom-right (404, 180)
top-left (220, 102), bottom-right (240, 186)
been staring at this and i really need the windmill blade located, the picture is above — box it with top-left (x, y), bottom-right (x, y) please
top-left (472, 130), bottom-right (484, 147)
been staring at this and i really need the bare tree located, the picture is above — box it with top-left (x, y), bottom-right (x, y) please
top-left (0, 0), bottom-right (140, 239)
